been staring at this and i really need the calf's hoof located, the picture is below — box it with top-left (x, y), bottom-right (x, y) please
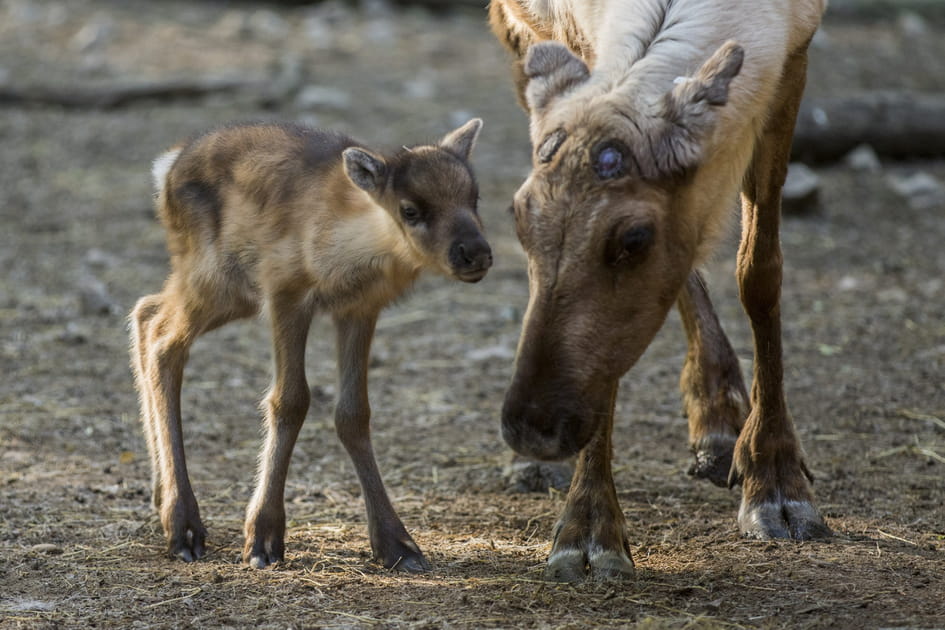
top-left (168, 528), bottom-right (207, 563)
top-left (243, 513), bottom-right (286, 569)
top-left (545, 545), bottom-right (635, 583)
top-left (687, 434), bottom-right (736, 488)
top-left (162, 498), bottom-right (207, 562)
top-left (243, 539), bottom-right (285, 569)
top-left (738, 498), bottom-right (832, 541)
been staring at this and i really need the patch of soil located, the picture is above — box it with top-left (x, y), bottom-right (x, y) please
top-left (1, 1), bottom-right (943, 628)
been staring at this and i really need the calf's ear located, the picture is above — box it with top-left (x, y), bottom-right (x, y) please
top-left (343, 148), bottom-right (388, 193)
top-left (652, 41), bottom-right (744, 177)
top-left (523, 42), bottom-right (590, 114)
top-left (440, 118), bottom-right (483, 161)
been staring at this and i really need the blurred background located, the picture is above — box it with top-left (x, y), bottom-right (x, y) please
top-left (1, 1), bottom-right (943, 628)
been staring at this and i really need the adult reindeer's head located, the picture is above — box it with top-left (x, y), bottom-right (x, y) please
top-left (503, 41), bottom-right (744, 460)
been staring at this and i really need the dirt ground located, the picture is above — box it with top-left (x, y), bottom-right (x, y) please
top-left (1, 1), bottom-right (944, 628)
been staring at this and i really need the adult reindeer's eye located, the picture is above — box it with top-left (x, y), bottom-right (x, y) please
top-left (591, 140), bottom-right (628, 179)
top-left (607, 224), bottom-right (655, 267)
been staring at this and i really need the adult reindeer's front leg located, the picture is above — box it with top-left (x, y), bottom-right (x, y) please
top-left (243, 291), bottom-right (314, 568)
top-left (334, 313), bottom-right (430, 572)
top-left (545, 385), bottom-right (634, 583)
top-left (677, 272), bottom-right (749, 487)
top-left (729, 45), bottom-right (830, 540)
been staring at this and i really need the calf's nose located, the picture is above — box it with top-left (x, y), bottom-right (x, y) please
top-left (449, 234), bottom-right (492, 281)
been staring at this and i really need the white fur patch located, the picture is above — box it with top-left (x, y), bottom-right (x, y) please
top-left (151, 149), bottom-right (181, 196)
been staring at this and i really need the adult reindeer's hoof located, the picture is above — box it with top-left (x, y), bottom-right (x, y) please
top-left (376, 537), bottom-right (431, 573)
top-left (545, 545), bottom-right (635, 583)
top-left (729, 439), bottom-right (831, 541)
top-left (738, 498), bottom-right (831, 541)
top-left (544, 516), bottom-right (635, 583)
top-left (687, 434), bottom-right (736, 488)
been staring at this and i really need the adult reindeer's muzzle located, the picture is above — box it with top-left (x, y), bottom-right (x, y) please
top-left (501, 379), bottom-right (598, 461)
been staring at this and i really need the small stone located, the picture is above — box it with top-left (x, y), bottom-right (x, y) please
top-left (403, 77), bottom-right (436, 100)
top-left (246, 9), bottom-right (290, 40)
top-left (295, 85), bottom-right (352, 110)
top-left (30, 543), bottom-right (63, 555)
top-left (77, 275), bottom-right (115, 316)
top-left (898, 11), bottom-right (928, 36)
top-left (781, 162), bottom-right (820, 214)
top-left (888, 172), bottom-right (945, 210)
top-left (844, 144), bottom-right (881, 173)
top-left (58, 322), bottom-right (89, 345)
top-left (465, 344), bottom-right (515, 362)
top-left (71, 17), bottom-right (114, 53)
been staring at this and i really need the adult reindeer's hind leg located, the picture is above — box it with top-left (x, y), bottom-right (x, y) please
top-left (677, 271), bottom-right (749, 487)
top-left (729, 44), bottom-right (830, 540)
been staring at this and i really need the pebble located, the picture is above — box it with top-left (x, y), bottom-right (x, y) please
top-left (465, 344), bottom-right (515, 362)
top-left (888, 172), bottom-right (945, 210)
top-left (77, 275), bottom-right (115, 316)
top-left (30, 543), bottom-right (63, 555)
top-left (71, 17), bottom-right (114, 53)
top-left (844, 144), bottom-right (882, 173)
top-left (898, 11), bottom-right (928, 37)
top-left (782, 162), bottom-right (820, 214)
top-left (295, 85), bottom-right (352, 110)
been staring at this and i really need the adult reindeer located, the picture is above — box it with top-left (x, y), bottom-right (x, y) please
top-left (489, 0), bottom-right (831, 581)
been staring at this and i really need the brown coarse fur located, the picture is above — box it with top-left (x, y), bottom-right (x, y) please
top-left (129, 118), bottom-right (491, 571)
top-left (489, 0), bottom-right (831, 582)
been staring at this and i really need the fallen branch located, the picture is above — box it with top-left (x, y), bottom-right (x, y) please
top-left (792, 91), bottom-right (945, 162)
top-left (0, 59), bottom-right (304, 109)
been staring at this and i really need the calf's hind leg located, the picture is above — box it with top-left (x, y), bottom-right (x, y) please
top-left (130, 282), bottom-right (224, 561)
top-left (243, 291), bottom-right (314, 568)
top-left (333, 313), bottom-right (430, 572)
top-left (729, 45), bottom-right (830, 540)
top-left (677, 271), bottom-right (749, 487)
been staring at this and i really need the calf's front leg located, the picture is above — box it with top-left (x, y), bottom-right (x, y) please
top-left (729, 45), bottom-right (830, 540)
top-left (334, 313), bottom-right (430, 572)
top-left (243, 292), bottom-right (314, 568)
top-left (545, 385), bottom-right (634, 583)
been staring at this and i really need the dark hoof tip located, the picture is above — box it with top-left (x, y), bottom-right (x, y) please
top-left (688, 436), bottom-right (736, 488)
top-left (739, 500), bottom-right (831, 541)
top-left (389, 555), bottom-right (431, 573)
top-left (504, 460), bottom-right (572, 494)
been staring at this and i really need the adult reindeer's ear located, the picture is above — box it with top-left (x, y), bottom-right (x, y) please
top-left (523, 42), bottom-right (590, 114)
top-left (343, 147), bottom-right (388, 193)
top-left (440, 118), bottom-right (483, 161)
top-left (651, 41), bottom-right (744, 178)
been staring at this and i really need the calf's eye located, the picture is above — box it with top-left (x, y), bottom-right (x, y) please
top-left (400, 203), bottom-right (423, 225)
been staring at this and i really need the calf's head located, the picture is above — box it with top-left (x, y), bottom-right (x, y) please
top-left (503, 41), bottom-right (744, 460)
top-left (343, 119), bottom-right (492, 282)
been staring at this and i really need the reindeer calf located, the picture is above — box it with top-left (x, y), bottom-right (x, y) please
top-left (130, 119), bottom-right (490, 571)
